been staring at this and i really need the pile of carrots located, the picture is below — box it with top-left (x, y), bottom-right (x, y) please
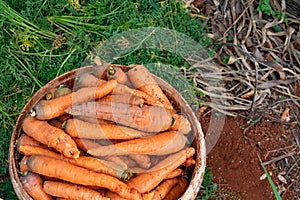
top-left (16, 64), bottom-right (196, 200)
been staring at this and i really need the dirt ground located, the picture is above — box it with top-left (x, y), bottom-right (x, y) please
top-left (189, 0), bottom-right (300, 199)
top-left (200, 110), bottom-right (299, 199)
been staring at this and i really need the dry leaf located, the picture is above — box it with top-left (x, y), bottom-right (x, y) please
top-left (280, 107), bottom-right (290, 122)
top-left (199, 106), bottom-right (208, 116)
top-left (241, 90), bottom-right (254, 99)
top-left (277, 174), bottom-right (287, 184)
top-left (227, 56), bottom-right (236, 65)
top-left (260, 173), bottom-right (267, 180)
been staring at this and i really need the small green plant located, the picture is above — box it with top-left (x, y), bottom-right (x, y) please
top-left (196, 167), bottom-right (218, 200)
top-left (257, 0), bottom-right (288, 23)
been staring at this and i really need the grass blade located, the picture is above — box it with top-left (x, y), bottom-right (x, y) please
top-left (257, 154), bottom-right (282, 200)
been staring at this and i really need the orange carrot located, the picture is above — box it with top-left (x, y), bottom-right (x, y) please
top-left (57, 113), bottom-right (72, 122)
top-left (126, 147), bottom-right (195, 193)
top-left (45, 87), bottom-right (58, 100)
top-left (106, 66), bottom-right (131, 86)
top-left (105, 191), bottom-right (127, 200)
top-left (99, 94), bottom-right (144, 107)
top-left (164, 177), bottom-right (189, 200)
top-left (127, 64), bottom-right (173, 110)
top-left (182, 157), bottom-right (196, 167)
top-left (26, 155), bottom-right (147, 200)
top-left (165, 168), bottom-right (183, 179)
top-left (66, 103), bottom-right (174, 133)
top-left (120, 156), bottom-right (138, 169)
top-left (87, 131), bottom-right (187, 157)
top-left (19, 145), bottom-right (127, 179)
top-left (16, 134), bottom-right (43, 150)
top-left (169, 114), bottom-right (191, 134)
top-left (20, 172), bottom-right (54, 200)
top-left (53, 85), bottom-right (72, 98)
top-left (73, 138), bottom-right (105, 152)
top-left (18, 145), bottom-right (60, 158)
top-left (64, 118), bottom-right (149, 140)
top-left (152, 178), bottom-right (179, 200)
top-left (31, 79), bottom-right (117, 120)
top-left (91, 60), bottom-right (110, 79)
top-left (48, 119), bottom-right (63, 129)
top-left (22, 116), bottom-right (80, 159)
top-left (113, 83), bottom-right (164, 108)
top-left (128, 154), bottom-right (151, 169)
top-left (102, 156), bottom-right (129, 170)
top-left (74, 73), bottom-right (106, 89)
top-left (19, 156), bottom-right (29, 173)
top-left (74, 115), bottom-right (114, 125)
top-left (43, 181), bottom-right (109, 200)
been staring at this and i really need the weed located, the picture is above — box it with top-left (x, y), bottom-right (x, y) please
top-left (196, 167), bottom-right (218, 200)
top-left (258, 154), bottom-right (282, 200)
top-left (257, 0), bottom-right (288, 22)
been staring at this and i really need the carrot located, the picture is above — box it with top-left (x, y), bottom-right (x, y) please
top-left (43, 181), bottom-right (109, 200)
top-left (91, 60), bottom-right (110, 79)
top-left (105, 191), bottom-right (127, 200)
top-left (18, 145), bottom-right (60, 158)
top-left (48, 119), bottom-right (63, 129)
top-left (165, 168), bottom-right (183, 179)
top-left (74, 115), bottom-right (114, 125)
top-left (106, 66), bottom-right (131, 86)
top-left (75, 73), bottom-right (106, 89)
top-left (113, 83), bottom-right (164, 108)
top-left (127, 64), bottom-right (173, 110)
top-left (22, 116), bottom-right (80, 159)
top-left (99, 94), bottom-right (144, 107)
top-left (182, 157), bottom-right (196, 167)
top-left (87, 131), bottom-right (187, 157)
top-left (19, 145), bottom-right (127, 179)
top-left (73, 72), bottom-right (162, 107)
top-left (152, 178), bottom-right (179, 200)
top-left (57, 113), bottom-right (72, 122)
top-left (53, 85), bottom-right (72, 98)
top-left (64, 118), bottom-right (149, 140)
top-left (73, 138), bottom-right (105, 152)
top-left (128, 154), bottom-right (151, 169)
top-left (26, 155), bottom-right (148, 200)
top-left (169, 114), bottom-right (191, 134)
top-left (102, 156), bottom-right (129, 170)
top-left (120, 156), bottom-right (138, 169)
top-left (126, 147), bottom-right (195, 193)
top-left (31, 79), bottom-right (117, 120)
top-left (20, 172), bottom-right (54, 200)
top-left (19, 156), bottom-right (29, 173)
top-left (163, 177), bottom-right (189, 200)
top-left (66, 102), bottom-right (174, 133)
top-left (16, 134), bottom-right (43, 150)
top-left (45, 87), bottom-right (57, 100)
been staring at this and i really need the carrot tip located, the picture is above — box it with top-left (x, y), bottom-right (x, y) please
top-left (139, 99), bottom-right (145, 107)
top-left (30, 109), bottom-right (36, 117)
top-left (45, 93), bottom-right (53, 100)
top-left (108, 66), bottom-right (115, 75)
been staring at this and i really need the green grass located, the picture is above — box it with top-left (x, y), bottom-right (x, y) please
top-left (0, 0), bottom-right (213, 198)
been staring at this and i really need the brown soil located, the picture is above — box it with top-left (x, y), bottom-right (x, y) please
top-left (200, 111), bottom-right (299, 200)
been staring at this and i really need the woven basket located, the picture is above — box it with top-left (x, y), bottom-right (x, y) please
top-left (9, 65), bottom-right (206, 200)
